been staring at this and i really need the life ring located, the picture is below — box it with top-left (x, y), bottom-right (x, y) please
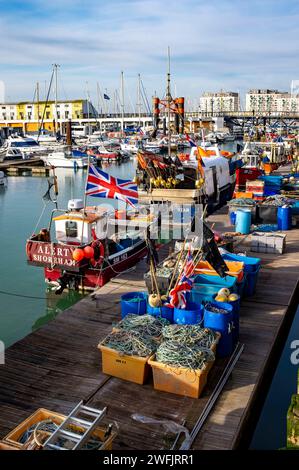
top-left (90, 240), bottom-right (105, 268)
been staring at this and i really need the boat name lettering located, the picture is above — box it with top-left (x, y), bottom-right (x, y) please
top-left (32, 254), bottom-right (76, 267)
top-left (37, 245), bottom-right (70, 257)
top-left (113, 253), bottom-right (128, 264)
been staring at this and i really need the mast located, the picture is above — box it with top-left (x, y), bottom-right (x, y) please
top-left (36, 82), bottom-right (40, 131)
top-left (137, 73), bottom-right (141, 127)
top-left (53, 63), bottom-right (60, 134)
top-left (86, 81), bottom-right (91, 135)
top-left (167, 46), bottom-right (171, 157)
top-left (121, 71), bottom-right (125, 133)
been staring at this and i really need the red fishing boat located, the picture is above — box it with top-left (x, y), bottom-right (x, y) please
top-left (26, 199), bottom-right (149, 292)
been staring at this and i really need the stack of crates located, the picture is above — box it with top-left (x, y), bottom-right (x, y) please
top-left (251, 232), bottom-right (286, 254)
top-left (246, 180), bottom-right (265, 201)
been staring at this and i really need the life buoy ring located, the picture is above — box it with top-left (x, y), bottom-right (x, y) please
top-left (90, 240), bottom-right (104, 268)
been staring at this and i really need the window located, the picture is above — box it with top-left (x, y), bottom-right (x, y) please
top-left (65, 111), bottom-right (69, 118)
top-left (46, 112), bottom-right (50, 119)
top-left (65, 220), bottom-right (78, 238)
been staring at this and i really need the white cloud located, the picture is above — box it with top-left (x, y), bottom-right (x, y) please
top-left (0, 0), bottom-right (298, 104)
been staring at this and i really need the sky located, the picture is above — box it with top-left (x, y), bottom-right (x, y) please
top-left (0, 0), bottom-right (298, 110)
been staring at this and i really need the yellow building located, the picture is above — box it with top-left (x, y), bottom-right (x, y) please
top-left (0, 99), bottom-right (98, 132)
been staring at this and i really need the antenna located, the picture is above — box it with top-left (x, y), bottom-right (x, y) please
top-left (167, 46), bottom-right (171, 157)
top-left (121, 71), bottom-right (124, 132)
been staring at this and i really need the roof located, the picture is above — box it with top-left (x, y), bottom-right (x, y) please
top-left (53, 211), bottom-right (104, 224)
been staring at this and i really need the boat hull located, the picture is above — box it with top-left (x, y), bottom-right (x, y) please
top-left (44, 241), bottom-right (147, 290)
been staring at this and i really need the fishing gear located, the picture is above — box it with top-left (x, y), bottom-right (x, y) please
top-left (156, 341), bottom-right (215, 370)
top-left (101, 330), bottom-right (157, 357)
top-left (115, 314), bottom-right (170, 339)
top-left (161, 325), bottom-right (217, 348)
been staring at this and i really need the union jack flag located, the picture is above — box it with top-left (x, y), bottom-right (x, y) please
top-left (85, 164), bottom-right (138, 207)
top-left (185, 133), bottom-right (197, 148)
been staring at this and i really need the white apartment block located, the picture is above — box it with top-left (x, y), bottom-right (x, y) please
top-left (245, 89), bottom-right (299, 113)
top-left (200, 91), bottom-right (239, 113)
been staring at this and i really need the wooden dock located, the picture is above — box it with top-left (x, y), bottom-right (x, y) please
top-left (0, 157), bottom-right (43, 170)
top-left (0, 205), bottom-right (298, 449)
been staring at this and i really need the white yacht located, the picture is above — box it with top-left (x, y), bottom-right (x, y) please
top-left (2, 135), bottom-right (47, 158)
top-left (0, 148), bottom-right (24, 162)
top-left (120, 140), bottom-right (140, 153)
top-left (41, 148), bottom-right (92, 168)
top-left (26, 130), bottom-right (57, 143)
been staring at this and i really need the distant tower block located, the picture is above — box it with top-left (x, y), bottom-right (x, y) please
top-left (0, 81), bottom-right (5, 103)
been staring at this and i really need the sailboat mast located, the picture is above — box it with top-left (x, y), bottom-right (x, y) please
top-left (36, 82), bottom-right (40, 131)
top-left (167, 47), bottom-right (171, 157)
top-left (121, 71), bottom-right (125, 133)
top-left (138, 73), bottom-right (141, 127)
top-left (54, 63), bottom-right (60, 134)
top-left (86, 81), bottom-right (91, 135)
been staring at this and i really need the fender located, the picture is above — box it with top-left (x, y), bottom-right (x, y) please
top-left (90, 240), bottom-right (105, 268)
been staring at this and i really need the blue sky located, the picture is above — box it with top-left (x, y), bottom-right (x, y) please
top-left (0, 0), bottom-right (298, 109)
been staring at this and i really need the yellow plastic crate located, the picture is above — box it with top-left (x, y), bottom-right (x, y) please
top-left (3, 408), bottom-right (116, 450)
top-left (148, 356), bottom-right (213, 398)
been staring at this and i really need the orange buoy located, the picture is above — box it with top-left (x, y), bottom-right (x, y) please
top-left (83, 246), bottom-right (95, 259)
top-left (72, 248), bottom-right (85, 262)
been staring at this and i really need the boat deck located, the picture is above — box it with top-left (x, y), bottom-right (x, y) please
top-left (0, 191), bottom-right (298, 449)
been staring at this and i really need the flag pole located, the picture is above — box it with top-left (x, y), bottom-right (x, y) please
top-left (80, 154), bottom-right (91, 245)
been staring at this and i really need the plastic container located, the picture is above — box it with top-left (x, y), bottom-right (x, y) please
top-left (277, 206), bottom-right (292, 231)
top-left (173, 302), bottom-right (203, 325)
top-left (189, 285), bottom-right (222, 305)
top-left (121, 292), bottom-right (148, 318)
top-left (230, 211), bottom-right (237, 225)
top-left (244, 264), bottom-right (261, 297)
top-left (236, 209), bottom-right (251, 235)
top-left (147, 303), bottom-right (174, 323)
top-left (228, 298), bottom-right (240, 345)
top-left (222, 252), bottom-right (261, 274)
top-left (193, 273), bottom-right (238, 292)
top-left (3, 408), bottom-right (117, 450)
top-left (148, 355), bottom-right (212, 398)
top-left (98, 344), bottom-right (151, 384)
top-left (292, 201), bottom-right (299, 216)
top-left (194, 260), bottom-right (244, 282)
top-left (257, 205), bottom-right (278, 224)
top-left (204, 302), bottom-right (233, 357)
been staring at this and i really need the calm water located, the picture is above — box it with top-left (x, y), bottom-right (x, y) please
top-left (0, 160), bottom-right (136, 348)
top-left (250, 307), bottom-right (299, 449)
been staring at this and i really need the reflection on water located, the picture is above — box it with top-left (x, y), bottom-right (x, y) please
top-left (32, 291), bottom-right (85, 331)
top-left (0, 161), bottom-right (137, 348)
top-left (250, 307), bottom-right (299, 449)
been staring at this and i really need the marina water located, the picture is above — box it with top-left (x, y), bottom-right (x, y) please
top-left (0, 160), bottom-right (136, 348)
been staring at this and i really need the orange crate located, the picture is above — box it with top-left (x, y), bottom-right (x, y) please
top-left (98, 344), bottom-right (151, 384)
top-left (234, 191), bottom-right (253, 199)
top-left (3, 408), bottom-right (116, 450)
top-left (194, 260), bottom-right (244, 282)
top-left (148, 356), bottom-right (214, 398)
top-left (0, 441), bottom-right (20, 450)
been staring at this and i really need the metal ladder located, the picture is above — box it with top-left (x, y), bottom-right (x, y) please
top-left (43, 400), bottom-right (107, 450)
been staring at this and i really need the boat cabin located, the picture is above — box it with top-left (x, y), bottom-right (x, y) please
top-left (53, 199), bottom-right (108, 245)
